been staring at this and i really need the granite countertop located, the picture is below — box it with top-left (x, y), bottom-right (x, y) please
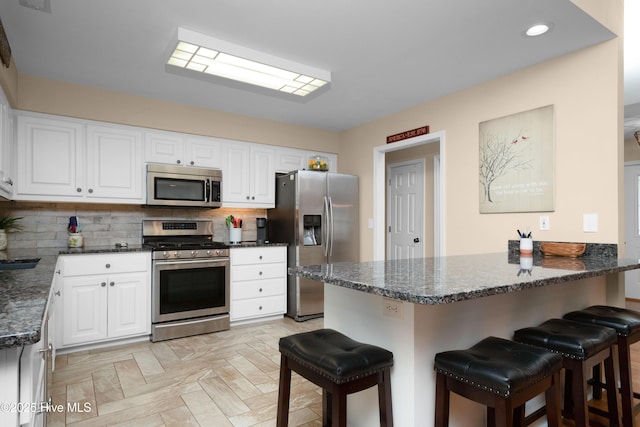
top-left (289, 252), bottom-right (640, 305)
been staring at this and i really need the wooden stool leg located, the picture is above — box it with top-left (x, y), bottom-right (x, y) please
top-left (618, 337), bottom-right (635, 427)
top-left (604, 354), bottom-right (621, 426)
top-left (323, 389), bottom-right (331, 427)
top-left (493, 398), bottom-right (513, 427)
top-left (377, 368), bottom-right (393, 427)
top-left (332, 386), bottom-right (347, 427)
top-left (276, 355), bottom-right (292, 427)
top-left (434, 372), bottom-right (450, 427)
top-left (545, 371), bottom-right (562, 427)
top-left (571, 359), bottom-right (589, 427)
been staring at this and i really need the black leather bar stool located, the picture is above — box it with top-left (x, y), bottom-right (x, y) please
top-left (277, 328), bottom-right (394, 427)
top-left (514, 318), bottom-right (620, 426)
top-left (564, 305), bottom-right (640, 427)
top-left (434, 336), bottom-right (563, 427)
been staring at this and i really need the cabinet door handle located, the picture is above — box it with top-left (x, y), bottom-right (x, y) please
top-left (56, 269), bottom-right (61, 275)
top-left (259, 306), bottom-right (263, 310)
top-left (76, 187), bottom-right (82, 192)
top-left (190, 161), bottom-right (194, 165)
top-left (101, 282), bottom-right (107, 287)
top-left (259, 255), bottom-right (263, 260)
top-left (259, 288), bottom-right (263, 292)
top-left (88, 188), bottom-right (93, 194)
top-left (110, 281), bottom-right (115, 287)
top-left (55, 290), bottom-right (61, 296)
top-left (105, 263), bottom-right (111, 268)
top-left (259, 271), bottom-right (263, 276)
top-left (176, 159), bottom-right (181, 165)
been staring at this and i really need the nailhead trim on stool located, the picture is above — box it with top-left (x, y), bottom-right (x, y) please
top-left (564, 305), bottom-right (640, 427)
top-left (277, 329), bottom-right (394, 427)
top-left (434, 336), bottom-right (563, 427)
top-left (514, 318), bottom-right (621, 427)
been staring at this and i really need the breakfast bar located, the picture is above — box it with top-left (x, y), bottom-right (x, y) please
top-left (290, 251), bottom-right (640, 426)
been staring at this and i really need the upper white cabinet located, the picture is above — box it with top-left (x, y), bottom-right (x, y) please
top-left (222, 141), bottom-right (275, 208)
top-left (16, 114), bottom-right (85, 199)
top-left (275, 146), bottom-right (338, 174)
top-left (15, 113), bottom-right (144, 204)
top-left (0, 89), bottom-right (14, 198)
top-left (145, 130), bottom-right (222, 168)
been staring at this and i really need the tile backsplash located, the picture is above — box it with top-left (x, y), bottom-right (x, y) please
top-left (0, 201), bottom-right (266, 254)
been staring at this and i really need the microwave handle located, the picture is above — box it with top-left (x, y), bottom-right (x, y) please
top-left (205, 179), bottom-right (210, 202)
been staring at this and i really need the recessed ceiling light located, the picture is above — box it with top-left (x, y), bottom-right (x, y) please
top-left (167, 28), bottom-right (330, 97)
top-left (525, 23), bottom-right (552, 37)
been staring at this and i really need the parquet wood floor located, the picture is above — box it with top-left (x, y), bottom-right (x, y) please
top-left (49, 316), bottom-right (640, 426)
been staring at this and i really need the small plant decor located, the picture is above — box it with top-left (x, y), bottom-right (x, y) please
top-left (0, 215), bottom-right (23, 232)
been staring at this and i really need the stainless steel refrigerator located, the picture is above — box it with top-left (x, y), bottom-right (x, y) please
top-left (268, 170), bottom-right (359, 321)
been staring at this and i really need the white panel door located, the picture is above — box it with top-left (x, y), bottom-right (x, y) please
top-left (250, 144), bottom-right (275, 206)
top-left (624, 163), bottom-right (640, 299)
top-left (185, 135), bottom-right (223, 168)
top-left (387, 160), bottom-right (424, 260)
top-left (62, 276), bottom-right (107, 346)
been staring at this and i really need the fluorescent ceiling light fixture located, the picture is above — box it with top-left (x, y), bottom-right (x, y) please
top-left (168, 28), bottom-right (330, 97)
top-left (525, 23), bottom-right (552, 37)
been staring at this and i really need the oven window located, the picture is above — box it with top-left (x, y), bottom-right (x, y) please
top-left (159, 266), bottom-right (226, 314)
top-left (155, 177), bottom-right (205, 201)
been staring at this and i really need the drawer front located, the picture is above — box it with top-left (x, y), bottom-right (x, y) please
top-left (232, 278), bottom-right (285, 300)
top-left (232, 263), bottom-right (285, 282)
top-left (63, 252), bottom-right (149, 276)
top-left (231, 247), bottom-right (286, 266)
top-left (231, 295), bottom-right (286, 321)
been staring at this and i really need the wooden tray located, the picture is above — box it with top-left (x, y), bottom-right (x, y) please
top-left (540, 242), bottom-right (586, 258)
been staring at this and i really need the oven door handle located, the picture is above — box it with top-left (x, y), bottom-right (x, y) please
top-left (154, 258), bottom-right (229, 266)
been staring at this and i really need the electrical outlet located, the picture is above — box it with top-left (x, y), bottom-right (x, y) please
top-left (383, 298), bottom-right (403, 319)
top-left (539, 215), bottom-right (550, 230)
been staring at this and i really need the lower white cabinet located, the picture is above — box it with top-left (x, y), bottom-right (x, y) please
top-left (58, 252), bottom-right (151, 348)
top-left (230, 246), bottom-right (286, 322)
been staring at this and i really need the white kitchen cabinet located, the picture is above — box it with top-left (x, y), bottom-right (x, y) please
top-left (58, 253), bottom-right (150, 349)
top-left (222, 142), bottom-right (275, 208)
top-left (0, 88), bottom-right (14, 198)
top-left (16, 114), bottom-right (84, 198)
top-left (145, 130), bottom-right (222, 168)
top-left (86, 124), bottom-right (144, 202)
top-left (15, 113), bottom-right (144, 204)
top-left (230, 246), bottom-right (286, 322)
top-left (275, 146), bottom-right (338, 174)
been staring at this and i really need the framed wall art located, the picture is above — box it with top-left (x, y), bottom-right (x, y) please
top-left (479, 105), bottom-right (555, 213)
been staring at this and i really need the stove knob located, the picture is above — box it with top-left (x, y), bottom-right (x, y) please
top-left (215, 249), bottom-right (222, 256)
top-left (206, 250), bottom-right (212, 256)
top-left (162, 251), bottom-right (169, 258)
top-left (191, 250), bottom-right (197, 258)
top-left (174, 251), bottom-right (179, 258)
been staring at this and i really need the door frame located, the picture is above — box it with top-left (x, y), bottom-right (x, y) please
top-left (373, 130), bottom-right (445, 261)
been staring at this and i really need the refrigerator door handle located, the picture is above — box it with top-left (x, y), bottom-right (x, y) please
top-left (328, 196), bottom-right (334, 257)
top-left (323, 196), bottom-right (330, 257)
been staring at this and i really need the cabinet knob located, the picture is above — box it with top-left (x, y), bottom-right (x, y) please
top-left (190, 161), bottom-right (194, 165)
top-left (56, 269), bottom-right (61, 275)
top-left (176, 159), bottom-right (181, 165)
top-left (88, 188), bottom-right (93, 194)
top-left (110, 281), bottom-right (115, 287)
top-left (55, 290), bottom-right (61, 296)
top-left (259, 255), bottom-right (263, 260)
top-left (251, 196), bottom-right (255, 200)
top-left (259, 271), bottom-right (263, 276)
top-left (76, 187), bottom-right (82, 192)
top-left (259, 288), bottom-right (263, 292)
top-left (246, 196), bottom-right (250, 200)
top-left (259, 306), bottom-right (263, 310)
top-left (105, 263), bottom-right (111, 268)
top-left (101, 282), bottom-right (106, 287)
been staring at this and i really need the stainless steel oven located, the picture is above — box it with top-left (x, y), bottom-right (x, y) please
top-left (144, 219), bottom-right (230, 342)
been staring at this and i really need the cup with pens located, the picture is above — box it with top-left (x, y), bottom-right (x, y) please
top-left (226, 215), bottom-right (243, 244)
top-left (518, 229), bottom-right (533, 255)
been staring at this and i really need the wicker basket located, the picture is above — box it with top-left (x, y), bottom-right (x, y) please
top-left (540, 242), bottom-right (586, 258)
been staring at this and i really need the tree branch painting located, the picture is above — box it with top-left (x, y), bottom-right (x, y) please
top-left (479, 105), bottom-right (555, 213)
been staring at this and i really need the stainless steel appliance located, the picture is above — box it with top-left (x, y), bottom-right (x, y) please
top-left (146, 164), bottom-right (222, 208)
top-left (143, 219), bottom-right (230, 341)
top-left (268, 170), bottom-right (359, 321)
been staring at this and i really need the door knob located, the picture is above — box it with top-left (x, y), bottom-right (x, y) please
top-left (413, 237), bottom-right (420, 243)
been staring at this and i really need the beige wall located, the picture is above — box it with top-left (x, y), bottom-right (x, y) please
top-left (339, 24), bottom-right (622, 259)
top-left (9, 74), bottom-right (340, 155)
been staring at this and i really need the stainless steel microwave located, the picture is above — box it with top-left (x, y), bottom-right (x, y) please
top-left (146, 164), bottom-right (222, 208)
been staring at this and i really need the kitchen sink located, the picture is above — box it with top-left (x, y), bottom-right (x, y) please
top-left (0, 258), bottom-right (41, 270)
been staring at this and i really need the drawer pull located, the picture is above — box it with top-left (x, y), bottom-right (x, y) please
top-left (105, 263), bottom-right (111, 268)
top-left (259, 255), bottom-right (263, 260)
top-left (259, 288), bottom-right (263, 292)
top-left (101, 282), bottom-right (107, 287)
top-left (259, 271), bottom-right (263, 276)
top-left (259, 306), bottom-right (263, 310)
top-left (110, 281), bottom-right (115, 287)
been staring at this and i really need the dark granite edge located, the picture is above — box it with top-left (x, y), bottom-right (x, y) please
top-left (507, 240), bottom-right (617, 258)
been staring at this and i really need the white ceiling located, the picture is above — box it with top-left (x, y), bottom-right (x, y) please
top-left (0, 0), bottom-right (633, 134)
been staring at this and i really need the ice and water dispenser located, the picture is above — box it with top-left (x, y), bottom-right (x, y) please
top-left (303, 215), bottom-right (322, 246)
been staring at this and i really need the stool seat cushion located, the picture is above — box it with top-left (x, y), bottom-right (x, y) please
top-left (563, 305), bottom-right (640, 337)
top-left (279, 329), bottom-right (393, 384)
top-left (433, 336), bottom-right (562, 397)
top-left (514, 318), bottom-right (617, 360)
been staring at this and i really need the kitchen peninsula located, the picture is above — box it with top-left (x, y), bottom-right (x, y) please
top-left (290, 250), bottom-right (640, 426)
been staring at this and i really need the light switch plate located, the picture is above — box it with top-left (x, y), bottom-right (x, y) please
top-left (583, 213), bottom-right (598, 233)
top-left (539, 216), bottom-right (550, 230)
